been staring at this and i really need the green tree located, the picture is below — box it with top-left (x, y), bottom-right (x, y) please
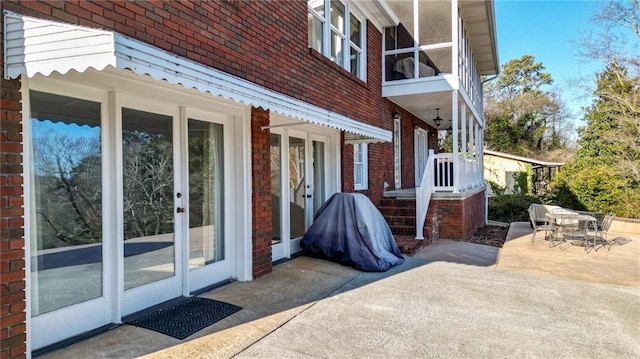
top-left (549, 0), bottom-right (640, 218)
top-left (484, 55), bottom-right (570, 156)
top-left (549, 64), bottom-right (639, 218)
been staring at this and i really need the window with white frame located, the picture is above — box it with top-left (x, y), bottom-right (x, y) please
top-left (393, 117), bottom-right (401, 189)
top-left (308, 0), bottom-right (366, 80)
top-left (353, 142), bottom-right (368, 190)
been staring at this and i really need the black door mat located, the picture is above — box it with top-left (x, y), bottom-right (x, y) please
top-left (125, 296), bottom-right (242, 340)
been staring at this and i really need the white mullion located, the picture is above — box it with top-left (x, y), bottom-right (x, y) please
top-left (178, 106), bottom-right (189, 296)
top-left (344, 3), bottom-right (350, 73)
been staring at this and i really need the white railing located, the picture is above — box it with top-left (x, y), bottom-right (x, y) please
top-left (416, 151), bottom-right (484, 239)
top-left (431, 152), bottom-right (483, 192)
top-left (416, 149), bottom-right (436, 239)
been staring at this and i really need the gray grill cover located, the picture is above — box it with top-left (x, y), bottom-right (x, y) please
top-left (300, 193), bottom-right (405, 272)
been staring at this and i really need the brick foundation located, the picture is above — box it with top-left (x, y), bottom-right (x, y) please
top-left (435, 189), bottom-right (486, 240)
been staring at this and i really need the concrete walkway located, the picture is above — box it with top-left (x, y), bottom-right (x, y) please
top-left (40, 224), bottom-right (640, 359)
top-left (498, 222), bottom-right (640, 287)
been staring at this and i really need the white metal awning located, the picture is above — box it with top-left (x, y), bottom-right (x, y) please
top-left (3, 11), bottom-right (391, 143)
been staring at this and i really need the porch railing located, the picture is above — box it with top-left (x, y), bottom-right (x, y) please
top-left (432, 152), bottom-right (482, 192)
top-left (416, 150), bottom-right (483, 239)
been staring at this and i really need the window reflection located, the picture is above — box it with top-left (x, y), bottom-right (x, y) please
top-left (29, 90), bottom-right (102, 315)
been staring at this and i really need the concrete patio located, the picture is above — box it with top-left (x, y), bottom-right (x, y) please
top-left (39, 221), bottom-right (640, 358)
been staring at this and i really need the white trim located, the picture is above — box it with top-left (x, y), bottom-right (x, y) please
top-left (348, 0), bottom-right (398, 31)
top-left (235, 110), bottom-right (253, 281)
top-left (3, 11), bottom-right (391, 143)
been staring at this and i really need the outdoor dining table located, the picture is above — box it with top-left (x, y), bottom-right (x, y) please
top-left (545, 209), bottom-right (599, 248)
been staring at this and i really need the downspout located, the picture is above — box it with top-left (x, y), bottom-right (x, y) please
top-left (481, 75), bottom-right (498, 225)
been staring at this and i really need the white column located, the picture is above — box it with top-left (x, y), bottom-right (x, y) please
top-left (460, 103), bottom-right (467, 157)
top-left (468, 111), bottom-right (474, 157)
top-left (413, 0), bottom-right (420, 79)
top-left (452, 90), bottom-right (459, 193)
top-left (451, 0), bottom-right (459, 79)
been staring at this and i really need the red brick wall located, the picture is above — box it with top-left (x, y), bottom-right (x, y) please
top-left (436, 190), bottom-right (486, 240)
top-left (0, 75), bottom-right (27, 358)
top-left (250, 107), bottom-right (272, 279)
top-left (342, 134), bottom-right (354, 193)
top-left (2, 0), bottom-right (388, 132)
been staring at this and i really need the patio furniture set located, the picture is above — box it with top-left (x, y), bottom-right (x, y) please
top-left (527, 204), bottom-right (615, 251)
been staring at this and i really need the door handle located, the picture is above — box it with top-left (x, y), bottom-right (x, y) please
top-left (176, 207), bottom-right (186, 213)
top-left (305, 194), bottom-right (312, 198)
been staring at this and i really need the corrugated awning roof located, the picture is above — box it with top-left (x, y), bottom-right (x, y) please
top-left (3, 11), bottom-right (391, 143)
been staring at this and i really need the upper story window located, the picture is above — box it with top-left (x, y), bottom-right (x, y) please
top-left (308, 0), bottom-right (366, 80)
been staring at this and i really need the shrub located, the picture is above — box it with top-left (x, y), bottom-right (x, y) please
top-left (488, 194), bottom-right (539, 223)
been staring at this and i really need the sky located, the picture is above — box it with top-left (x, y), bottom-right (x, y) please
top-left (493, 0), bottom-right (606, 126)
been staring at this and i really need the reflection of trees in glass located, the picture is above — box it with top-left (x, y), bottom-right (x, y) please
top-left (122, 130), bottom-right (174, 239)
top-left (32, 131), bottom-right (102, 248)
top-left (189, 135), bottom-right (206, 228)
top-left (270, 134), bottom-right (281, 196)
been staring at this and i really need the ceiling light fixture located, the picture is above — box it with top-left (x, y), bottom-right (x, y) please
top-left (432, 108), bottom-right (443, 127)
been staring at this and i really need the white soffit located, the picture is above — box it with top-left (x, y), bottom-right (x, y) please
top-left (3, 11), bottom-right (391, 143)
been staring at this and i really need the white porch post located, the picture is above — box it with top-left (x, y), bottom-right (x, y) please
top-left (451, 0), bottom-right (459, 79)
top-left (470, 114), bottom-right (477, 184)
top-left (460, 103), bottom-right (467, 157)
top-left (452, 90), bottom-right (459, 193)
top-left (469, 112), bottom-right (474, 157)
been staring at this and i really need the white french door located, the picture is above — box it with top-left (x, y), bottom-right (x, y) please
top-left (415, 128), bottom-right (429, 186)
top-left (120, 104), bottom-right (234, 315)
top-left (183, 110), bottom-right (233, 292)
top-left (26, 76), bottom-right (240, 351)
top-left (119, 102), bottom-right (183, 316)
top-left (271, 129), bottom-right (330, 262)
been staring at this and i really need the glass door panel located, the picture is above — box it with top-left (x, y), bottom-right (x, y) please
top-left (289, 136), bottom-right (306, 239)
top-left (187, 119), bottom-right (225, 269)
top-left (29, 90), bottom-right (103, 315)
top-left (312, 140), bottom-right (326, 216)
top-left (270, 134), bottom-right (282, 245)
top-left (122, 108), bottom-right (176, 290)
